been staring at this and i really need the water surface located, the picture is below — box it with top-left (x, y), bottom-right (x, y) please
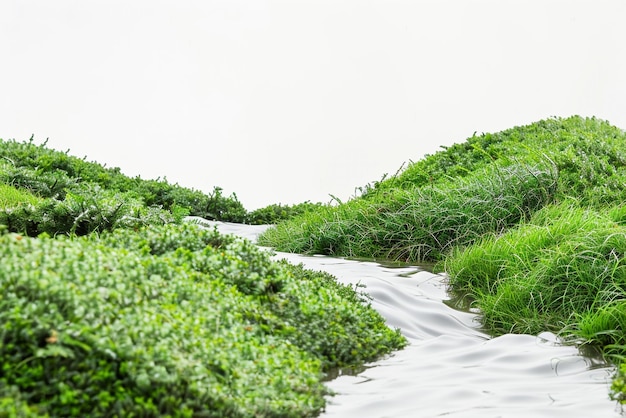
top-left (191, 219), bottom-right (622, 418)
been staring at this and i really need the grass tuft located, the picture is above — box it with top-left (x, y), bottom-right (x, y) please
top-left (259, 161), bottom-right (557, 263)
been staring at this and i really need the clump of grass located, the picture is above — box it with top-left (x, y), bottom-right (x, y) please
top-left (261, 116), bottom-right (626, 264)
top-left (442, 201), bottom-right (626, 402)
top-left (577, 302), bottom-right (626, 356)
top-left (259, 161), bottom-right (557, 262)
top-left (370, 115), bottom-right (626, 207)
top-left (442, 201), bottom-right (626, 335)
top-left (0, 183), bottom-right (42, 209)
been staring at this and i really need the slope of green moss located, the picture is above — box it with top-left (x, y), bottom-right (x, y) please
top-left (0, 224), bottom-right (405, 417)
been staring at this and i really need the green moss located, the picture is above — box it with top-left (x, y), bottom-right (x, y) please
top-left (0, 224), bottom-right (405, 416)
top-left (0, 183), bottom-right (42, 209)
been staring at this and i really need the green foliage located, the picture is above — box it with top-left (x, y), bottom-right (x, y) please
top-left (262, 115), bottom-right (626, 263)
top-left (442, 201), bottom-right (626, 401)
top-left (577, 302), bottom-right (626, 355)
top-left (0, 184), bottom-right (173, 236)
top-left (0, 223), bottom-right (406, 416)
top-left (254, 115), bottom-right (626, 403)
top-left (443, 202), bottom-right (626, 335)
top-left (369, 115), bottom-right (626, 207)
top-left (0, 136), bottom-right (248, 223)
top-left (0, 136), bottom-right (345, 225)
top-left (0, 161), bottom-right (76, 200)
top-left (0, 380), bottom-right (47, 417)
top-left (611, 362), bottom-right (626, 403)
top-left (247, 201), bottom-right (327, 225)
top-left (0, 183), bottom-right (42, 209)
top-left (274, 262), bottom-right (406, 368)
top-left (201, 186), bottom-right (247, 223)
top-left (259, 161), bottom-right (557, 262)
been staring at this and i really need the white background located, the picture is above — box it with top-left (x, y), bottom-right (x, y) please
top-left (2, 1), bottom-right (625, 210)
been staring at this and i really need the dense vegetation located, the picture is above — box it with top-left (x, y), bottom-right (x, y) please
top-left (258, 115), bottom-right (626, 403)
top-left (0, 138), bottom-right (406, 416)
top-left (259, 116), bottom-right (626, 260)
top-left (259, 161), bottom-right (557, 261)
top-left (0, 136), bottom-right (326, 227)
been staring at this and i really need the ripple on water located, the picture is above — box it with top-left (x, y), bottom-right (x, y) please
top-left (194, 220), bottom-right (623, 418)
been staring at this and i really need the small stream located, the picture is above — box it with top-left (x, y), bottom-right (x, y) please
top-left (192, 219), bottom-right (623, 417)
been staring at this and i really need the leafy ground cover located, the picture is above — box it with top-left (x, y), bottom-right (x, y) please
top-left (257, 115), bottom-right (626, 404)
top-left (0, 224), bottom-right (405, 417)
top-left (0, 137), bottom-right (405, 416)
top-left (0, 136), bottom-right (324, 226)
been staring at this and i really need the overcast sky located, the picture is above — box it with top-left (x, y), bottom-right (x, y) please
top-left (2, 1), bottom-right (625, 210)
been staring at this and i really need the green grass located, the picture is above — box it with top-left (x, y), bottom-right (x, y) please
top-left (259, 161), bottom-right (557, 262)
top-left (441, 201), bottom-right (626, 400)
top-left (257, 115), bottom-right (626, 404)
top-left (370, 115), bottom-right (626, 207)
top-left (0, 183), bottom-right (41, 209)
top-left (260, 116), bottom-right (626, 264)
top-left (442, 201), bottom-right (626, 335)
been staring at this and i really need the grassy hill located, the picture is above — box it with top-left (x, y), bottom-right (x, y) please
top-left (259, 116), bottom-right (626, 262)
top-left (258, 115), bottom-right (626, 403)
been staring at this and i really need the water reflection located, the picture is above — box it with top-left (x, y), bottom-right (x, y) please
top-left (190, 219), bottom-right (622, 417)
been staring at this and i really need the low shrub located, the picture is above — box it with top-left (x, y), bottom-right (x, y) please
top-left (0, 183), bottom-right (174, 236)
top-left (0, 163), bottom-right (75, 200)
top-left (0, 223), bottom-right (406, 416)
top-left (247, 201), bottom-right (327, 225)
top-left (274, 263), bottom-right (406, 368)
top-left (0, 137), bottom-right (249, 223)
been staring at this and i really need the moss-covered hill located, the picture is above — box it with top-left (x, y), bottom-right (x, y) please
top-left (0, 138), bottom-right (406, 416)
top-left (0, 136), bottom-right (326, 229)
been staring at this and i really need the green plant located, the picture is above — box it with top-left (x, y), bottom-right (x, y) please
top-left (0, 224), bottom-right (405, 416)
top-left (259, 161), bottom-right (557, 262)
top-left (246, 201), bottom-right (327, 224)
top-left (0, 183), bottom-right (42, 209)
top-left (442, 202), bottom-right (626, 334)
top-left (0, 136), bottom-right (251, 222)
top-left (0, 184), bottom-right (174, 236)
